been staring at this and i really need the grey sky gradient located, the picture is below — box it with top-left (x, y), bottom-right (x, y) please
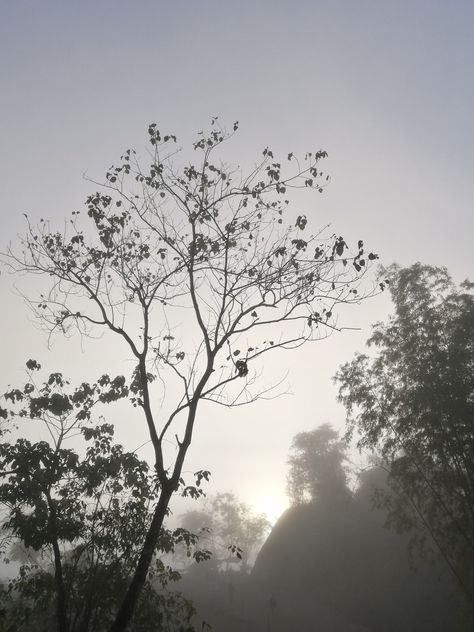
top-left (1, 0), bottom-right (473, 521)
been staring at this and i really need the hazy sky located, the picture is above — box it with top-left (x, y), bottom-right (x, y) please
top-left (1, 0), bottom-right (473, 522)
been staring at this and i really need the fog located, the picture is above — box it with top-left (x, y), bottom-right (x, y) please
top-left (0, 1), bottom-right (473, 630)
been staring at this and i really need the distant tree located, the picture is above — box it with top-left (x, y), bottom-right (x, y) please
top-left (4, 119), bottom-right (381, 630)
top-left (336, 263), bottom-right (474, 601)
top-left (286, 424), bottom-right (350, 505)
top-left (0, 364), bottom-right (204, 632)
top-left (180, 492), bottom-right (270, 572)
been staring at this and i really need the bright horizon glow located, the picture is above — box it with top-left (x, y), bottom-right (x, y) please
top-left (256, 493), bottom-right (289, 526)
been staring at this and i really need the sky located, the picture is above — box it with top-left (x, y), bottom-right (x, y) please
top-left (1, 0), bottom-right (473, 524)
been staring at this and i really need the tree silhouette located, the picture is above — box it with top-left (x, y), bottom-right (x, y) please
top-left (287, 424), bottom-right (350, 505)
top-left (4, 119), bottom-right (380, 630)
top-left (180, 492), bottom-right (270, 572)
top-left (336, 263), bottom-right (474, 602)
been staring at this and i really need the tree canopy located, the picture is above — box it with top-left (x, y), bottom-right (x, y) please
top-left (336, 263), bottom-right (474, 601)
top-left (286, 424), bottom-right (349, 505)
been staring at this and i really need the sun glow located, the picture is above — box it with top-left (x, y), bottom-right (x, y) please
top-left (257, 494), bottom-right (289, 526)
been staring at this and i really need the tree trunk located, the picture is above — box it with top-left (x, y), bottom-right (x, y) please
top-left (51, 536), bottom-right (68, 632)
top-left (46, 494), bottom-right (68, 632)
top-left (108, 484), bottom-right (174, 632)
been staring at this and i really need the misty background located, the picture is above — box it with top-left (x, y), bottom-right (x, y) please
top-left (0, 6), bottom-right (473, 625)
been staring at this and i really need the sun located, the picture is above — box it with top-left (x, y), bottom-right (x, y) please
top-left (257, 494), bottom-right (289, 526)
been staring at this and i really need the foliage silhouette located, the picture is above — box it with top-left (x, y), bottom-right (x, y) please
top-left (0, 365), bottom-right (206, 631)
top-left (336, 263), bottom-right (474, 602)
top-left (287, 423), bottom-right (350, 505)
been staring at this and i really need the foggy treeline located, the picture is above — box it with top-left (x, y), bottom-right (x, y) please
top-left (175, 430), bottom-right (471, 631)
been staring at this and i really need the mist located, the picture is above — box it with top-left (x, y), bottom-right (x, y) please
top-left (0, 1), bottom-right (473, 630)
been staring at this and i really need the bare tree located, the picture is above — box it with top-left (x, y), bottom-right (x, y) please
top-left (5, 119), bottom-right (382, 630)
